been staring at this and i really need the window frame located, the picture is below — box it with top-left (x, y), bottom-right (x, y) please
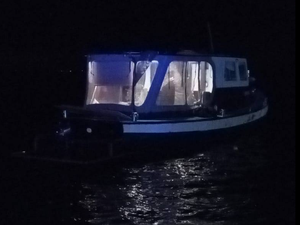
top-left (156, 60), bottom-right (214, 107)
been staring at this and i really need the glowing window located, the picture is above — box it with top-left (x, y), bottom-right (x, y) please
top-left (200, 62), bottom-right (213, 93)
top-left (134, 61), bottom-right (159, 106)
top-left (156, 61), bottom-right (214, 106)
top-left (186, 62), bottom-right (200, 105)
top-left (87, 61), bottom-right (134, 105)
top-left (156, 61), bottom-right (186, 106)
top-left (187, 61), bottom-right (213, 106)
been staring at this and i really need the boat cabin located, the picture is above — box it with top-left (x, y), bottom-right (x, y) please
top-left (85, 52), bottom-right (249, 115)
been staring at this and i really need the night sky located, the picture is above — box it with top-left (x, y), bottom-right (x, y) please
top-left (1, 1), bottom-right (295, 62)
top-left (0, 0), bottom-right (295, 151)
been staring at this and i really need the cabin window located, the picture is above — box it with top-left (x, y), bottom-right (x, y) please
top-left (156, 61), bottom-right (214, 106)
top-left (186, 61), bottom-right (200, 105)
top-left (238, 62), bottom-right (248, 81)
top-left (156, 61), bottom-right (186, 105)
top-left (134, 60), bottom-right (159, 106)
top-left (88, 61), bottom-right (134, 105)
top-left (224, 61), bottom-right (237, 81)
top-left (187, 61), bottom-right (214, 106)
top-left (198, 62), bottom-right (213, 105)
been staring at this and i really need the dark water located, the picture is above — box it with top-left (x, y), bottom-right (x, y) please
top-left (1, 127), bottom-right (295, 225)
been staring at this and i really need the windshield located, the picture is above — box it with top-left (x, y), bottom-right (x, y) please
top-left (86, 59), bottom-right (158, 106)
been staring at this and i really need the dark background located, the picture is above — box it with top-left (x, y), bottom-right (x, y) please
top-left (0, 0), bottom-right (295, 224)
top-left (1, 0), bottom-right (295, 152)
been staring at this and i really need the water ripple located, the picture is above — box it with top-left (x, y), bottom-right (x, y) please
top-left (76, 137), bottom-right (278, 224)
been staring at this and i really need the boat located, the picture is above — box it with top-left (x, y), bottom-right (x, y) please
top-left (13, 50), bottom-right (269, 164)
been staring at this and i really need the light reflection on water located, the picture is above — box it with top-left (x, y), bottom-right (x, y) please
top-left (118, 155), bottom-right (219, 225)
top-left (78, 139), bottom-right (272, 225)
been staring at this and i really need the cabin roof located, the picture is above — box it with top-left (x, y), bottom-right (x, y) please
top-left (86, 50), bottom-right (246, 59)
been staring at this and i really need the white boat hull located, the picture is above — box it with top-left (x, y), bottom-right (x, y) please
top-left (123, 106), bottom-right (268, 134)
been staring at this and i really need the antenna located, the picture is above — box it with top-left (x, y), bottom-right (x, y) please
top-left (207, 22), bottom-right (215, 53)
